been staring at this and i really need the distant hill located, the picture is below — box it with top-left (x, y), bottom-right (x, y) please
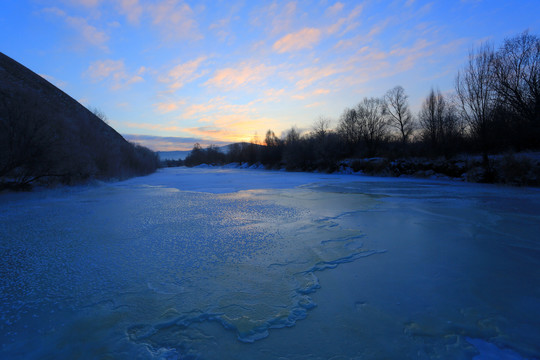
top-left (157, 150), bottom-right (190, 161)
top-left (0, 52), bottom-right (159, 190)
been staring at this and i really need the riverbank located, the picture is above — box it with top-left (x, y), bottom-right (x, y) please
top-left (339, 152), bottom-right (540, 186)
top-left (182, 152), bottom-right (540, 187)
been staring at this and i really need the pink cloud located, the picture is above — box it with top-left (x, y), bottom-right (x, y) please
top-left (117, 0), bottom-right (144, 24)
top-left (205, 63), bottom-right (274, 89)
top-left (85, 59), bottom-right (144, 89)
top-left (251, 1), bottom-right (298, 35)
top-left (182, 102), bottom-right (218, 119)
top-left (148, 0), bottom-right (202, 41)
top-left (326, 2), bottom-right (345, 16)
top-left (65, 16), bottom-right (109, 49)
top-left (326, 4), bottom-right (363, 35)
top-left (184, 114), bottom-right (277, 143)
top-left (273, 28), bottom-right (322, 53)
top-left (153, 100), bottom-right (186, 114)
top-left (64, 0), bottom-right (102, 7)
top-left (305, 101), bottom-right (324, 108)
top-left (180, 97), bottom-right (258, 120)
top-left (270, 1), bottom-right (297, 35)
top-left (159, 56), bottom-right (208, 91)
top-left (42, 7), bottom-right (109, 50)
top-left (295, 65), bottom-right (343, 89)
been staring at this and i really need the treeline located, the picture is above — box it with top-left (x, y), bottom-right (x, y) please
top-left (182, 32), bottom-right (539, 181)
top-left (0, 51), bottom-right (160, 190)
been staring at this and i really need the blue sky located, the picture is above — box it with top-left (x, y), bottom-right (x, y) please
top-left (1, 0), bottom-right (539, 150)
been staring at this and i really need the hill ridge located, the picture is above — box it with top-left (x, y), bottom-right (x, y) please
top-left (0, 53), bottom-right (158, 190)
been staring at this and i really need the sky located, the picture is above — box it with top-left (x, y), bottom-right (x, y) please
top-left (1, 0), bottom-right (539, 151)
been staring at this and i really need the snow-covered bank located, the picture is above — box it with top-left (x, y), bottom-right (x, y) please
top-left (177, 151), bottom-right (540, 188)
top-left (338, 152), bottom-right (540, 186)
top-left (1, 167), bottom-right (540, 359)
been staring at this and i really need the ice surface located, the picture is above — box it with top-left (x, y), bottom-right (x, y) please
top-left (466, 338), bottom-right (533, 360)
top-left (1, 167), bottom-right (540, 359)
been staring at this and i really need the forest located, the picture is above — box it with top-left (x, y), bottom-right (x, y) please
top-left (179, 32), bottom-right (540, 186)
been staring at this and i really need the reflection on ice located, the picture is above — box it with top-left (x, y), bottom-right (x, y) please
top-left (1, 167), bottom-right (540, 359)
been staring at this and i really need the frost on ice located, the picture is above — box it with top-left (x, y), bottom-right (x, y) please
top-left (1, 167), bottom-right (539, 359)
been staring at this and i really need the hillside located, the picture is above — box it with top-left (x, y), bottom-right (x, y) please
top-left (0, 52), bottom-right (159, 190)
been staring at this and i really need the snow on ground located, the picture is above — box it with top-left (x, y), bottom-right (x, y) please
top-left (1, 167), bottom-right (540, 359)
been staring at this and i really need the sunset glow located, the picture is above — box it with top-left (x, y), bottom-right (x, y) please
top-left (2, 0), bottom-right (539, 150)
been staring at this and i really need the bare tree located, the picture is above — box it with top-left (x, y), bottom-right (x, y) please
top-left (90, 107), bottom-right (108, 124)
top-left (283, 127), bottom-right (304, 170)
top-left (419, 88), bottom-right (459, 155)
top-left (384, 86), bottom-right (414, 144)
top-left (264, 129), bottom-right (279, 147)
top-left (357, 97), bottom-right (388, 156)
top-left (262, 129), bottom-right (281, 166)
top-left (455, 43), bottom-right (497, 159)
top-left (493, 31), bottom-right (540, 123)
top-left (337, 108), bottom-right (359, 149)
top-left (284, 126), bottom-right (301, 145)
top-left (312, 117), bottom-right (331, 140)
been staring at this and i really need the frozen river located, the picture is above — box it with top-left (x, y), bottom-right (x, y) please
top-left (1, 167), bottom-right (540, 359)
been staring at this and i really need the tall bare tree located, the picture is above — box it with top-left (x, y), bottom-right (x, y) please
top-left (337, 107), bottom-right (359, 148)
top-left (312, 117), bottom-right (331, 140)
top-left (419, 88), bottom-right (459, 155)
top-left (494, 32), bottom-right (540, 120)
top-left (264, 129), bottom-right (279, 147)
top-left (456, 43), bottom-right (497, 159)
top-left (90, 107), bottom-right (108, 124)
top-left (493, 31), bottom-right (540, 141)
top-left (357, 97), bottom-right (388, 156)
top-left (384, 86), bottom-right (414, 144)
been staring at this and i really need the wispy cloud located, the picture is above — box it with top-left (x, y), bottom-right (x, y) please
top-left (182, 98), bottom-right (221, 119)
top-left (209, 17), bottom-right (232, 42)
top-left (313, 88), bottom-right (331, 95)
top-left (251, 1), bottom-right (298, 35)
top-left (294, 65), bottom-right (344, 89)
top-left (326, 3), bottom-right (364, 35)
top-left (305, 101), bottom-right (324, 108)
top-left (148, 0), bottom-right (202, 41)
top-left (204, 62), bottom-right (275, 89)
top-left (153, 99), bottom-right (186, 114)
top-left (291, 88), bottom-right (332, 100)
top-left (270, 1), bottom-right (297, 35)
top-left (66, 16), bottom-right (109, 49)
top-left (64, 0), bottom-right (103, 7)
top-left (264, 88), bottom-right (286, 100)
top-left (180, 96), bottom-right (257, 120)
top-left (184, 114), bottom-right (275, 143)
top-left (171, 95), bottom-right (282, 142)
top-left (43, 7), bottom-right (109, 50)
top-left (326, 2), bottom-right (345, 16)
top-left (159, 56), bottom-right (208, 92)
top-left (273, 28), bottom-right (322, 53)
top-left (334, 16), bottom-right (391, 50)
top-left (117, 0), bottom-right (144, 24)
top-left (123, 122), bottom-right (183, 133)
top-left (85, 59), bottom-right (144, 89)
